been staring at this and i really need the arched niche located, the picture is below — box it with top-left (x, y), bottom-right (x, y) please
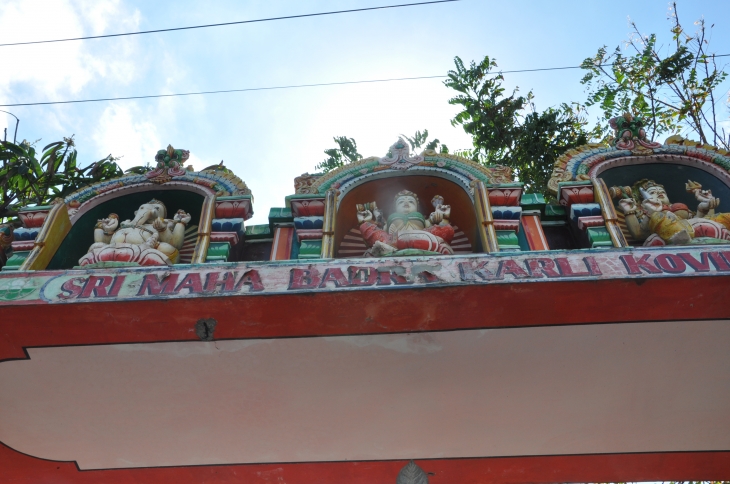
top-left (595, 155), bottom-right (730, 210)
top-left (334, 175), bottom-right (478, 258)
top-left (48, 184), bottom-right (210, 269)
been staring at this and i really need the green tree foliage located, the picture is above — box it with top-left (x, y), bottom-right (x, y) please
top-left (510, 105), bottom-right (591, 197)
top-left (315, 131), bottom-right (447, 173)
top-left (580, 2), bottom-right (728, 148)
top-left (316, 136), bottom-right (363, 173)
top-left (444, 55), bottom-right (593, 195)
top-left (401, 129), bottom-right (449, 153)
top-left (0, 137), bottom-right (122, 223)
top-left (316, 6), bottom-right (727, 196)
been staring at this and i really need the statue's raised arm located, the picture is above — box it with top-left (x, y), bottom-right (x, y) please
top-left (357, 190), bottom-right (455, 257)
top-left (80, 199), bottom-right (192, 267)
top-left (612, 179), bottom-right (730, 246)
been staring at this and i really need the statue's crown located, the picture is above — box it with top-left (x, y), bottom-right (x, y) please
top-left (634, 179), bottom-right (663, 191)
top-left (632, 179), bottom-right (665, 202)
top-left (394, 190), bottom-right (419, 204)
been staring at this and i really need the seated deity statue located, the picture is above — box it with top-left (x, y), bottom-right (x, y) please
top-left (614, 179), bottom-right (730, 246)
top-left (357, 190), bottom-right (455, 256)
top-left (79, 199), bottom-right (191, 266)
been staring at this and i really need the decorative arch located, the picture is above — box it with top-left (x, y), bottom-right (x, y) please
top-left (547, 129), bottom-right (730, 249)
top-left (11, 148), bottom-right (254, 271)
top-left (289, 139), bottom-right (516, 259)
top-left (64, 181), bottom-right (217, 267)
top-left (333, 175), bottom-right (478, 258)
top-left (299, 139), bottom-right (513, 196)
top-left (548, 137), bottom-right (730, 193)
top-left (68, 181), bottom-right (216, 225)
top-left (64, 169), bottom-right (251, 207)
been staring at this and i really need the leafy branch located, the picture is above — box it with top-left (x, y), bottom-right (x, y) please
top-left (580, 2), bottom-right (728, 148)
top-left (0, 137), bottom-right (122, 223)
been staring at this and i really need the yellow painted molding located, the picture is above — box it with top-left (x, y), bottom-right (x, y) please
top-left (20, 203), bottom-right (71, 271)
top-left (592, 177), bottom-right (629, 248)
top-left (472, 180), bottom-right (500, 253)
top-left (191, 192), bottom-right (216, 264)
top-left (320, 189), bottom-right (338, 259)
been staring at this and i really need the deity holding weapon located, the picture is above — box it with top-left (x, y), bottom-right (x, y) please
top-left (357, 190), bottom-right (455, 256)
top-left (611, 179), bottom-right (730, 246)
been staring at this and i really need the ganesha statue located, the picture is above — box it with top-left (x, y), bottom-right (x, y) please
top-left (613, 179), bottom-right (730, 246)
top-left (357, 190), bottom-right (455, 256)
top-left (79, 199), bottom-right (191, 267)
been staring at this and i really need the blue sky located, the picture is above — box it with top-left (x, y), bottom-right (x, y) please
top-left (1, 0), bottom-right (729, 224)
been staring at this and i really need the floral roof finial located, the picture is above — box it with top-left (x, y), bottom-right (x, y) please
top-left (609, 113), bottom-right (662, 152)
top-left (146, 145), bottom-right (189, 184)
top-left (378, 137), bottom-right (424, 170)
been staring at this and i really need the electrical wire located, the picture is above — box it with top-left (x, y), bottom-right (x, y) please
top-left (0, 76), bottom-right (447, 107)
top-left (0, 0), bottom-right (460, 47)
top-left (2, 54), bottom-right (728, 108)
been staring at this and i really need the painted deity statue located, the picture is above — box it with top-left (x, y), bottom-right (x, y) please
top-left (357, 190), bottom-right (455, 256)
top-left (79, 199), bottom-right (192, 266)
top-left (614, 179), bottom-right (730, 246)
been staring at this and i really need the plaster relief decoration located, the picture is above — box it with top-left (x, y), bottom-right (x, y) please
top-left (146, 145), bottom-right (189, 184)
top-left (547, 114), bottom-right (730, 195)
top-left (357, 190), bottom-right (454, 256)
top-left (79, 199), bottom-right (191, 267)
top-left (610, 179), bottom-right (730, 246)
top-left (610, 113), bottom-right (662, 153)
top-left (378, 138), bottom-right (425, 170)
top-left (305, 141), bottom-right (513, 196)
top-left (64, 149), bottom-right (250, 211)
top-left (294, 173), bottom-right (323, 195)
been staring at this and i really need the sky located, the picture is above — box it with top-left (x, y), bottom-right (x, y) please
top-left (1, 0), bottom-right (729, 225)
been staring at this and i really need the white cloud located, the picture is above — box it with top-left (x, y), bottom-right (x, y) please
top-left (0, 0), bottom-right (142, 103)
top-left (0, 0), bottom-right (182, 168)
top-left (92, 103), bottom-right (161, 169)
top-left (187, 153), bottom-right (215, 172)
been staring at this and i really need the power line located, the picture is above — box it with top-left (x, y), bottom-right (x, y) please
top-left (0, 76), bottom-right (447, 107)
top-left (2, 54), bottom-right (729, 108)
top-left (0, 0), bottom-right (460, 47)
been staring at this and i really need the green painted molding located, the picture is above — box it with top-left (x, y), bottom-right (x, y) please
top-left (207, 242), bottom-right (231, 261)
top-left (496, 230), bottom-right (520, 251)
top-left (587, 226), bottom-right (613, 248)
top-left (298, 240), bottom-right (322, 260)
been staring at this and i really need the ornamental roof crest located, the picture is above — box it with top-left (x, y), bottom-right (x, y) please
top-left (378, 138), bottom-right (424, 170)
top-left (147, 145), bottom-right (189, 184)
top-left (609, 113), bottom-right (662, 154)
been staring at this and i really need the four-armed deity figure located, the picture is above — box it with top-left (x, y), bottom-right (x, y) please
top-left (79, 199), bottom-right (191, 266)
top-left (614, 179), bottom-right (730, 246)
top-left (357, 190), bottom-right (455, 256)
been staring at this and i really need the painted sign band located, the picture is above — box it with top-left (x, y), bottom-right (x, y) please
top-left (0, 246), bottom-right (728, 306)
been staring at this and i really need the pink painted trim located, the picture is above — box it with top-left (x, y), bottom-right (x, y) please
top-left (291, 199), bottom-right (326, 218)
top-left (10, 241), bottom-right (35, 251)
top-left (487, 187), bottom-right (523, 207)
top-left (493, 220), bottom-right (520, 233)
top-left (297, 229), bottom-right (324, 242)
top-left (578, 216), bottom-right (606, 230)
top-left (18, 210), bottom-right (50, 228)
top-left (210, 232), bottom-right (240, 246)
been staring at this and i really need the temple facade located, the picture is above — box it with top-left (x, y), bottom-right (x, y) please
top-left (1, 118), bottom-right (729, 483)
